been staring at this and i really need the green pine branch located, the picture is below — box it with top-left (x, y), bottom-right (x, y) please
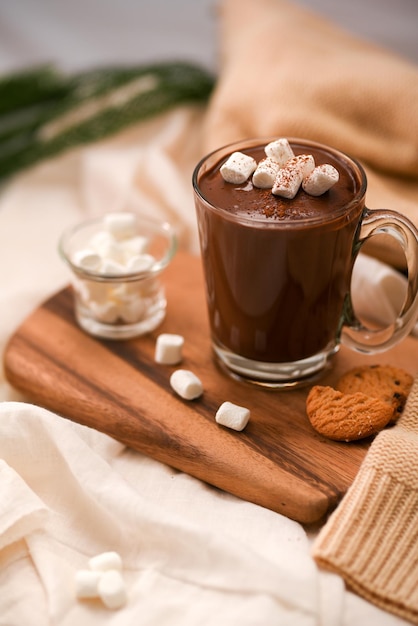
top-left (0, 61), bottom-right (215, 181)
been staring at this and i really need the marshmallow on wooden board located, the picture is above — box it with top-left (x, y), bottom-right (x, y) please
top-left (252, 157), bottom-right (281, 189)
top-left (170, 369), bottom-right (203, 400)
top-left (215, 401), bottom-right (251, 431)
top-left (97, 570), bottom-right (127, 610)
top-left (220, 151), bottom-right (257, 184)
top-left (302, 164), bottom-right (339, 196)
top-left (264, 138), bottom-right (294, 165)
top-left (155, 333), bottom-right (184, 365)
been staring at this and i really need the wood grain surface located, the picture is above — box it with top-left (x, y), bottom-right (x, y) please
top-left (4, 251), bottom-right (418, 524)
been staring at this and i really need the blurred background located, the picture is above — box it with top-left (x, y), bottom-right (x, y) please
top-left (0, 0), bottom-right (417, 75)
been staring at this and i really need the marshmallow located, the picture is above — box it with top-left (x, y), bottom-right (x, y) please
top-left (75, 551), bottom-right (127, 610)
top-left (97, 569), bottom-right (127, 610)
top-left (72, 249), bottom-right (102, 271)
top-left (90, 300), bottom-right (119, 323)
top-left (272, 166), bottom-right (304, 199)
top-left (264, 138), bottom-right (294, 165)
top-left (104, 211), bottom-right (137, 240)
top-left (75, 569), bottom-right (102, 599)
top-left (121, 235), bottom-right (149, 258)
top-left (126, 253), bottom-right (155, 273)
top-left (252, 157), bottom-right (281, 189)
top-left (88, 230), bottom-right (115, 255)
top-left (100, 258), bottom-right (126, 276)
top-left (119, 297), bottom-right (146, 323)
top-left (170, 369), bottom-right (203, 400)
top-left (89, 551), bottom-right (123, 572)
top-left (106, 242), bottom-right (128, 265)
top-left (215, 401), bottom-right (251, 431)
top-left (220, 151), bottom-right (257, 184)
top-left (302, 164), bottom-right (340, 196)
top-left (71, 214), bottom-right (154, 271)
top-left (286, 154), bottom-right (315, 179)
top-left (155, 333), bottom-right (184, 365)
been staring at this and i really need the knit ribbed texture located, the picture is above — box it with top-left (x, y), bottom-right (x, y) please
top-left (313, 375), bottom-right (418, 624)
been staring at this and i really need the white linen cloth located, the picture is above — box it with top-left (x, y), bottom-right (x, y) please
top-left (0, 106), bottom-right (411, 625)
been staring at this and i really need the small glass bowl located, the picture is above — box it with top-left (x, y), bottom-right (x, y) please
top-left (59, 212), bottom-right (177, 339)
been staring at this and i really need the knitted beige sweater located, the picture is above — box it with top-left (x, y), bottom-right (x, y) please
top-left (313, 375), bottom-right (418, 624)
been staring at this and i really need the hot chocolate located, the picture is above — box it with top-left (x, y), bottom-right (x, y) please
top-left (193, 137), bottom-right (418, 386)
top-left (194, 139), bottom-right (364, 365)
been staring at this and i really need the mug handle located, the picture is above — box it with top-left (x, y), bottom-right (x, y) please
top-left (341, 208), bottom-right (418, 353)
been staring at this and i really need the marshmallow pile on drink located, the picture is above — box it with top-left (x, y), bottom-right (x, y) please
top-left (220, 137), bottom-right (339, 199)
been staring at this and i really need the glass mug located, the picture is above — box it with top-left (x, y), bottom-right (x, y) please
top-left (193, 138), bottom-right (418, 388)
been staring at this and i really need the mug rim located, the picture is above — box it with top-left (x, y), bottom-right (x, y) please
top-left (192, 137), bottom-right (367, 228)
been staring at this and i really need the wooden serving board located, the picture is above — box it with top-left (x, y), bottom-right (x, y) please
top-left (4, 251), bottom-right (417, 524)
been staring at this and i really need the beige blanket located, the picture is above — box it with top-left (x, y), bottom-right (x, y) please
top-left (203, 0), bottom-right (418, 269)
